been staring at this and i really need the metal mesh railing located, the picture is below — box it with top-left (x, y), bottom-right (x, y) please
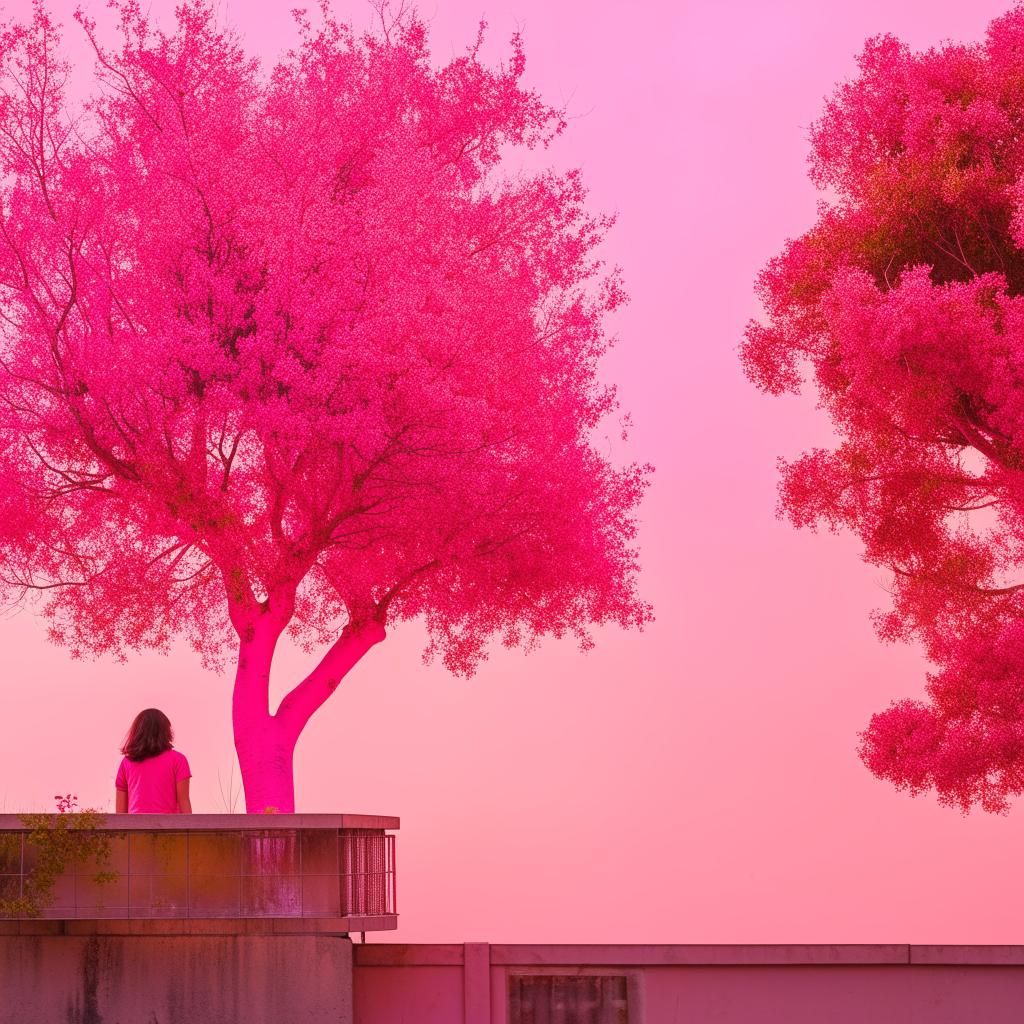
top-left (340, 829), bottom-right (396, 916)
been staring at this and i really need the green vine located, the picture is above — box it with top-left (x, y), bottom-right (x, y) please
top-left (0, 794), bottom-right (119, 919)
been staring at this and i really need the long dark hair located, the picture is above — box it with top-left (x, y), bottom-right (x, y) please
top-left (121, 708), bottom-right (174, 762)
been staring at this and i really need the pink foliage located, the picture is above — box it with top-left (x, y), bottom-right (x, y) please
top-left (54, 794), bottom-right (77, 814)
top-left (0, 0), bottom-right (653, 809)
top-left (741, 7), bottom-right (1024, 814)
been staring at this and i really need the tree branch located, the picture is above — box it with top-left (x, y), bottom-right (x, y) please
top-left (274, 618), bottom-right (387, 742)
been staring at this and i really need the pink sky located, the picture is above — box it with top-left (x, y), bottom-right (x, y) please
top-left (1, 0), bottom-right (1022, 943)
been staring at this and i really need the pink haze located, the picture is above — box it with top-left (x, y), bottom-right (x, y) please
top-left (0, 0), bottom-right (1022, 943)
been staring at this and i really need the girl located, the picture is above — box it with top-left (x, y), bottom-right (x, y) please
top-left (115, 708), bottom-right (193, 814)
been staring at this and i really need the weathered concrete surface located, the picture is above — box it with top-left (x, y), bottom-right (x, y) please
top-left (0, 934), bottom-right (352, 1024)
top-left (352, 944), bottom-right (1024, 1024)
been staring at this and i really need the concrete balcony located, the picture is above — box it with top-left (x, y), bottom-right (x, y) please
top-left (0, 813), bottom-right (398, 934)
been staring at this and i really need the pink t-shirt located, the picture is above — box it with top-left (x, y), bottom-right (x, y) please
top-left (115, 749), bottom-right (191, 813)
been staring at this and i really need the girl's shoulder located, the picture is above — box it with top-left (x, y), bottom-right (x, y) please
top-left (169, 748), bottom-right (191, 780)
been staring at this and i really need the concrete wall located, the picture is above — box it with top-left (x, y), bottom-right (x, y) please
top-left (6, 936), bottom-right (1024, 1023)
top-left (353, 943), bottom-right (1024, 1024)
top-left (0, 933), bottom-right (352, 1024)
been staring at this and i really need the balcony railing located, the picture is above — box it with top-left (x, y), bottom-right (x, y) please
top-left (0, 813), bottom-right (398, 928)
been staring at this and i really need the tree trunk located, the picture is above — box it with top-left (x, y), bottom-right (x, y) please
top-left (234, 715), bottom-right (298, 813)
top-left (231, 616), bottom-right (386, 813)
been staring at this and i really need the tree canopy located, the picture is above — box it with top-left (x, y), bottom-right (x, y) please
top-left (0, 0), bottom-right (653, 808)
top-left (742, 3), bottom-right (1024, 815)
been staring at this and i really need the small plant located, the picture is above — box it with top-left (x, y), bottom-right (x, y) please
top-left (0, 794), bottom-right (119, 919)
top-left (217, 761), bottom-right (242, 813)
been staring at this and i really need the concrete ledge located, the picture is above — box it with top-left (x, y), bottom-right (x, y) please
top-left (356, 943), bottom-right (467, 965)
top-left (0, 915), bottom-right (396, 936)
top-left (911, 946), bottom-right (1024, 965)
top-left (354, 943), bottom-right (1024, 967)
top-left (494, 944), bottom-right (912, 966)
top-left (357, 944), bottom-right (911, 966)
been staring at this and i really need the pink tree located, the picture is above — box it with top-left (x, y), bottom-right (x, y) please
top-left (742, 8), bottom-right (1024, 814)
top-left (0, 0), bottom-right (654, 811)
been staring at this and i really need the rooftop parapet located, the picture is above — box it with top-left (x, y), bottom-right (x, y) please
top-left (0, 813), bottom-right (398, 930)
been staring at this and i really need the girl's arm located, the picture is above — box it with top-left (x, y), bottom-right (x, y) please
top-left (176, 777), bottom-right (192, 814)
top-left (115, 790), bottom-right (128, 814)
